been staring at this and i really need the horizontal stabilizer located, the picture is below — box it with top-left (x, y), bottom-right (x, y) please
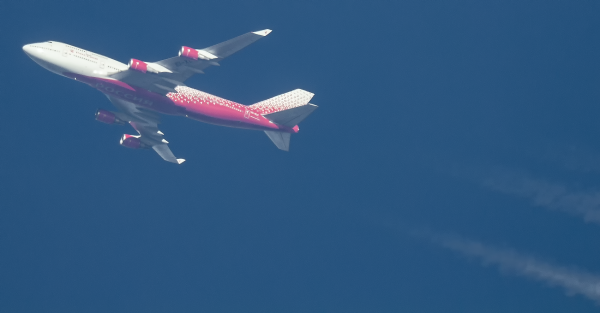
top-left (263, 104), bottom-right (318, 127)
top-left (264, 131), bottom-right (291, 151)
top-left (249, 89), bottom-right (314, 115)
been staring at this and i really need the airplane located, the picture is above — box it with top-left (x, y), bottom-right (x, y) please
top-left (22, 29), bottom-right (317, 164)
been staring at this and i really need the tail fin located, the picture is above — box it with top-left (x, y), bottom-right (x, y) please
top-left (253, 89), bottom-right (317, 152)
top-left (263, 104), bottom-right (317, 151)
top-left (248, 89), bottom-right (314, 115)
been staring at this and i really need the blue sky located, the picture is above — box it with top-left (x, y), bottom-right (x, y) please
top-left (2, 0), bottom-right (600, 312)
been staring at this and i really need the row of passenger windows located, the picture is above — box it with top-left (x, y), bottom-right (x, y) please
top-left (66, 46), bottom-right (88, 53)
top-left (31, 43), bottom-right (125, 72)
top-left (67, 48), bottom-right (123, 71)
top-left (73, 54), bottom-right (97, 64)
top-left (31, 45), bottom-right (60, 53)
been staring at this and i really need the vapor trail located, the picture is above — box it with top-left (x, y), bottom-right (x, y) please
top-left (425, 232), bottom-right (600, 303)
top-left (482, 171), bottom-right (600, 224)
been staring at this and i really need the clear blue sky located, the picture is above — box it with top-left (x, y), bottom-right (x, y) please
top-left (1, 1), bottom-right (600, 312)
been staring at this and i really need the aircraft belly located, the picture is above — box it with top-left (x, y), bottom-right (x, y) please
top-left (64, 74), bottom-right (285, 130)
top-left (67, 73), bottom-right (183, 115)
top-left (177, 101), bottom-right (278, 131)
top-left (184, 111), bottom-right (279, 131)
top-left (167, 87), bottom-right (280, 131)
top-left (98, 87), bottom-right (180, 115)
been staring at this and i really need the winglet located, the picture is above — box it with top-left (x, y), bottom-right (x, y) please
top-left (176, 159), bottom-right (186, 164)
top-left (252, 29), bottom-right (272, 36)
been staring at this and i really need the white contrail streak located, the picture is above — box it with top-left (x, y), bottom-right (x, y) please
top-left (426, 232), bottom-right (600, 303)
top-left (482, 171), bottom-right (600, 224)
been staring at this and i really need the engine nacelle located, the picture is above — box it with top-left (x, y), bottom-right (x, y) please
top-left (120, 134), bottom-right (148, 149)
top-left (179, 46), bottom-right (199, 60)
top-left (95, 109), bottom-right (125, 125)
top-left (128, 58), bottom-right (147, 73)
top-left (179, 46), bottom-right (218, 60)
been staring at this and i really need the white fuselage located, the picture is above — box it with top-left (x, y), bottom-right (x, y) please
top-left (23, 41), bottom-right (127, 80)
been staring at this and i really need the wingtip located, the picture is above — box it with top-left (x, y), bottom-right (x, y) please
top-left (253, 29), bottom-right (272, 36)
top-left (176, 158), bottom-right (186, 164)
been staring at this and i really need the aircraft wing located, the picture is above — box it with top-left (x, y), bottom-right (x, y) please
top-left (106, 96), bottom-right (185, 164)
top-left (109, 29), bottom-right (272, 95)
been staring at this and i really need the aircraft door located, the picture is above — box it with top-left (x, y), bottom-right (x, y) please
top-left (61, 46), bottom-right (70, 57)
top-left (244, 109), bottom-right (250, 119)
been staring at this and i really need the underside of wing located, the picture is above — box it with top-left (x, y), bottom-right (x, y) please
top-left (153, 144), bottom-right (186, 164)
top-left (155, 29), bottom-right (272, 82)
top-left (109, 70), bottom-right (180, 96)
top-left (105, 96), bottom-right (185, 164)
top-left (109, 29), bottom-right (272, 93)
top-left (203, 29), bottom-right (272, 59)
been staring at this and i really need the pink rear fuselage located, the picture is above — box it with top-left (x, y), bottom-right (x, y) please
top-left (66, 73), bottom-right (297, 133)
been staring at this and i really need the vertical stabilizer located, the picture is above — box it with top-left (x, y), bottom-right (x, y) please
top-left (249, 89), bottom-right (314, 115)
top-left (264, 131), bottom-right (291, 151)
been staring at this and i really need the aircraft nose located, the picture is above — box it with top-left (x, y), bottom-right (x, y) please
top-left (22, 44), bottom-right (33, 55)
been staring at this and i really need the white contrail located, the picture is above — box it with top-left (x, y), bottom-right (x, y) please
top-left (482, 170), bottom-right (600, 224)
top-left (425, 232), bottom-right (600, 303)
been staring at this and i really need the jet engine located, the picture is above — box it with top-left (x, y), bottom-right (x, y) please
top-left (120, 134), bottom-right (148, 149)
top-left (95, 109), bottom-right (125, 125)
top-left (179, 46), bottom-right (199, 60)
top-left (178, 46), bottom-right (218, 60)
top-left (128, 58), bottom-right (173, 74)
top-left (128, 58), bottom-right (147, 73)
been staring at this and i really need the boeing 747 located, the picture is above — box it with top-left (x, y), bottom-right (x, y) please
top-left (23, 30), bottom-right (317, 164)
